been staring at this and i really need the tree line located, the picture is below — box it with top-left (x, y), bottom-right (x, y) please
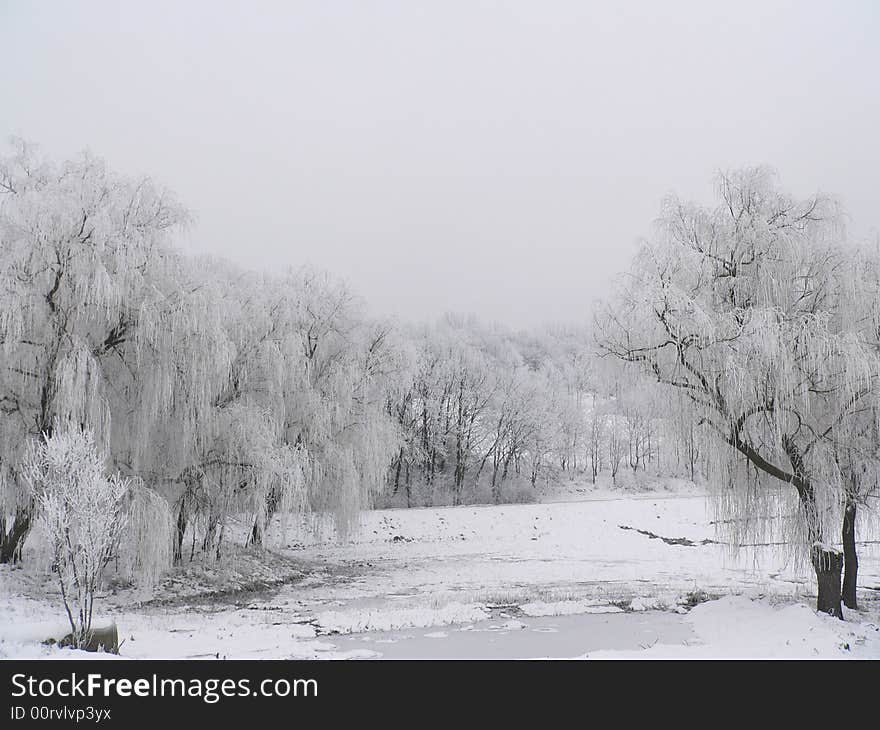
top-left (0, 140), bottom-right (692, 577)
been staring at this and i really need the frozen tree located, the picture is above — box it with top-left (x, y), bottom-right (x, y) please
top-left (606, 420), bottom-right (625, 485)
top-left (386, 359), bottom-right (421, 506)
top-left (407, 331), bottom-right (456, 494)
top-left (114, 479), bottom-right (175, 589)
top-left (156, 263), bottom-right (309, 559)
top-left (478, 367), bottom-right (533, 502)
top-left (551, 349), bottom-right (592, 474)
top-left (0, 139), bottom-right (188, 563)
top-left (157, 264), bottom-right (402, 557)
top-left (283, 270), bottom-right (402, 536)
top-left (524, 369), bottom-right (565, 488)
top-left (25, 426), bottom-right (129, 650)
top-left (584, 397), bottom-right (606, 484)
top-left (597, 167), bottom-right (880, 617)
top-left (818, 247), bottom-right (880, 608)
top-left (446, 343), bottom-right (496, 503)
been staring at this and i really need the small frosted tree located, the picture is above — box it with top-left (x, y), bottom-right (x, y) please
top-left (25, 427), bottom-right (129, 650)
top-left (597, 167), bottom-right (880, 617)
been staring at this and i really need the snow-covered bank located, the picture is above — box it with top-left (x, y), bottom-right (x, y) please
top-left (586, 596), bottom-right (880, 659)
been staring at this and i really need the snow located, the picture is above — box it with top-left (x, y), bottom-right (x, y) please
top-left (316, 603), bottom-right (489, 634)
top-left (2, 486), bottom-right (879, 659)
top-left (333, 611), bottom-right (695, 659)
top-left (520, 601), bottom-right (624, 617)
top-left (276, 488), bottom-right (848, 607)
top-left (586, 595), bottom-right (880, 659)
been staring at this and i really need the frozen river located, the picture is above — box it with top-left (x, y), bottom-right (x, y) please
top-left (332, 609), bottom-right (694, 659)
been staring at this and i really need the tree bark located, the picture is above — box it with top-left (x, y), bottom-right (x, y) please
top-left (811, 545), bottom-right (843, 619)
top-left (391, 448), bottom-right (403, 495)
top-left (781, 444), bottom-right (845, 618)
top-left (0, 506), bottom-right (32, 564)
top-left (250, 518), bottom-right (264, 548)
top-left (841, 502), bottom-right (858, 610)
top-left (173, 501), bottom-right (187, 565)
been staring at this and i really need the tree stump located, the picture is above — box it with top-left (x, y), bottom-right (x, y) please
top-left (58, 624), bottom-right (119, 654)
top-left (811, 546), bottom-right (843, 619)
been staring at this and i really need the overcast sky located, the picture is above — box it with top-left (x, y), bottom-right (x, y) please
top-left (1, 1), bottom-right (878, 327)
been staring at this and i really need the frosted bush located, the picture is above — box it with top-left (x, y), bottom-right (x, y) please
top-left (25, 426), bottom-right (129, 649)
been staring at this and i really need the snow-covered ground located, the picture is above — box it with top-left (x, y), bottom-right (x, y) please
top-left (2, 483), bottom-right (879, 659)
top-left (588, 595), bottom-right (879, 659)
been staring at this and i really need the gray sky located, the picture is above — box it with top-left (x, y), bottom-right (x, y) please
top-left (1, 1), bottom-right (878, 327)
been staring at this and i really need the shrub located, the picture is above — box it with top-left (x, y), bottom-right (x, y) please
top-left (25, 426), bottom-right (130, 649)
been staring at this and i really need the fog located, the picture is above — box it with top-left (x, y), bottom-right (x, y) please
top-left (2, 0), bottom-right (877, 326)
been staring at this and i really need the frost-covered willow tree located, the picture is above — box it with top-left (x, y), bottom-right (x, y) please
top-left (821, 246), bottom-right (880, 609)
top-left (160, 264), bottom-right (404, 559)
top-left (597, 168), bottom-right (880, 617)
top-left (284, 270), bottom-right (403, 537)
top-left (145, 259), bottom-right (310, 561)
top-left (0, 139), bottom-right (188, 563)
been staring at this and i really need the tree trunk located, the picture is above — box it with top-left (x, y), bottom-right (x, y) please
top-left (0, 506), bottom-right (32, 564)
top-left (491, 450), bottom-right (502, 504)
top-left (392, 448), bottom-right (403, 495)
top-left (784, 455), bottom-right (843, 619)
top-left (250, 486), bottom-right (281, 548)
top-left (841, 502), bottom-right (858, 610)
top-left (250, 518), bottom-right (264, 548)
top-left (173, 501), bottom-right (187, 565)
top-left (811, 545), bottom-right (843, 619)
